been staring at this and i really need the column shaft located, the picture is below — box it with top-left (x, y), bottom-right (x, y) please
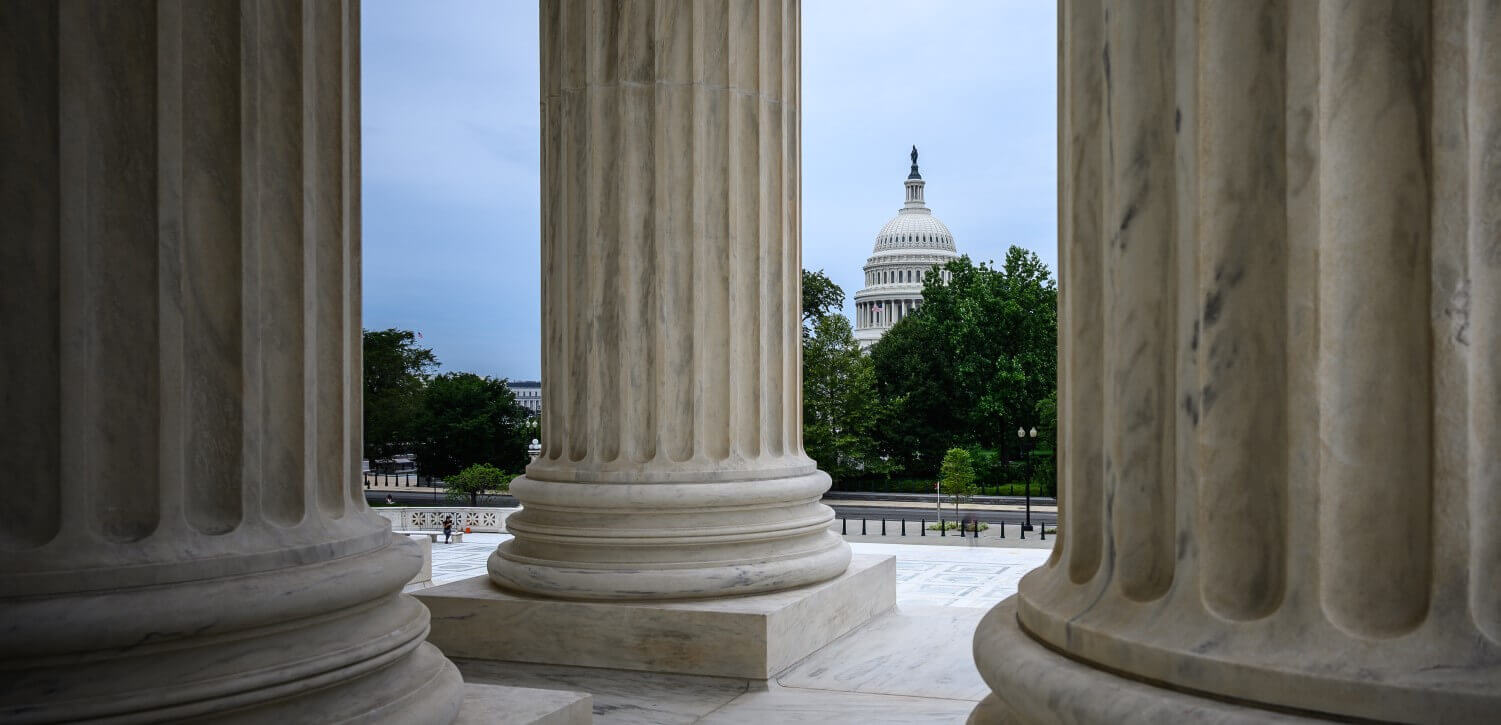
top-left (974, 1), bottom-right (1501, 722)
top-left (0, 3), bottom-right (463, 721)
top-left (491, 0), bottom-right (849, 601)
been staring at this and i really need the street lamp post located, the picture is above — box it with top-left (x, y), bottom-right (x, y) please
top-left (1018, 426), bottom-right (1038, 531)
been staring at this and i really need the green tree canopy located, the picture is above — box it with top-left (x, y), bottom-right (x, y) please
top-left (871, 248), bottom-right (1057, 476)
top-left (412, 372), bottom-right (531, 478)
top-left (363, 328), bottom-right (438, 458)
top-left (445, 463), bottom-right (516, 507)
top-left (803, 312), bottom-right (894, 483)
top-left (801, 268), bottom-right (844, 328)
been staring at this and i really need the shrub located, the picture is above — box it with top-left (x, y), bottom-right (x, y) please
top-left (927, 520), bottom-right (988, 532)
top-left (444, 463), bottom-right (516, 507)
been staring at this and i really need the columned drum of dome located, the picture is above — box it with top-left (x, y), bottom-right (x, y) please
top-left (853, 147), bottom-right (961, 351)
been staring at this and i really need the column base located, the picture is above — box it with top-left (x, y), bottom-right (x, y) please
top-left (419, 554), bottom-right (895, 679)
top-left (491, 471), bottom-right (852, 600)
top-left (2, 537), bottom-right (466, 724)
top-left (969, 598), bottom-right (1323, 724)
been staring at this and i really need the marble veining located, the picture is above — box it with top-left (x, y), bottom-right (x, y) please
top-left (974, 2), bottom-right (1501, 722)
top-left (0, 4), bottom-right (466, 721)
top-left (502, 0), bottom-right (854, 603)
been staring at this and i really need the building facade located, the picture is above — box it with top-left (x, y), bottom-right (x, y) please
top-left (508, 380), bottom-right (541, 416)
top-left (851, 147), bottom-right (960, 350)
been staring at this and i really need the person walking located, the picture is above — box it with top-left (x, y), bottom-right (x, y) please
top-left (442, 516), bottom-right (453, 544)
top-left (384, 494), bottom-right (396, 506)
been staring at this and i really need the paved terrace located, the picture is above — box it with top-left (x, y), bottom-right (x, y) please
top-left (407, 528), bottom-right (1051, 723)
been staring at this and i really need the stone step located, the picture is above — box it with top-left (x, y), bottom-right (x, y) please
top-left (456, 683), bottom-right (591, 725)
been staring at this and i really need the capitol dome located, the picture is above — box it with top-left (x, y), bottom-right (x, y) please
top-left (852, 147), bottom-right (961, 350)
top-left (874, 213), bottom-right (955, 252)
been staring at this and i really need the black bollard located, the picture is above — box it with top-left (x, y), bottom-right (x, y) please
top-left (901, 519), bottom-right (907, 536)
top-left (999, 521), bottom-right (1005, 538)
top-left (882, 518), bottom-right (887, 536)
top-left (921, 519), bottom-right (926, 536)
top-left (861, 518), bottom-right (867, 535)
top-left (941, 521), bottom-right (946, 536)
top-left (1021, 522), bottom-right (1026, 539)
top-left (1040, 524), bottom-right (1046, 540)
top-left (842, 518), bottom-right (847, 535)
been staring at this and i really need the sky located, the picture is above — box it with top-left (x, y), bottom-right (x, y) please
top-left (362, 1), bottom-right (1057, 381)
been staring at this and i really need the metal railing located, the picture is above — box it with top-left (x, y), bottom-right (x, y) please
top-left (836, 516), bottom-right (1047, 541)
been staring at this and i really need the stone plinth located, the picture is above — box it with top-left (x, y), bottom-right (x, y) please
top-left (421, 554), bottom-right (895, 679)
top-left (409, 534), bottom-right (434, 585)
top-left (457, 684), bottom-right (591, 725)
top-left (492, 0), bottom-right (852, 602)
top-left (971, 2), bottom-right (1501, 723)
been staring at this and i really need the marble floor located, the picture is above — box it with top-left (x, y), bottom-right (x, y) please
top-left (415, 535), bottom-right (1050, 723)
top-left (410, 535), bottom-right (1049, 612)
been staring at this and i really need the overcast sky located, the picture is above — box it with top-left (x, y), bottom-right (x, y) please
top-left (362, 1), bottom-right (1056, 380)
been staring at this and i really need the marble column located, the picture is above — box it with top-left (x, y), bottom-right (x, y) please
top-left (0, 2), bottom-right (464, 721)
top-left (489, 0), bottom-right (850, 601)
top-left (971, 1), bottom-right (1501, 722)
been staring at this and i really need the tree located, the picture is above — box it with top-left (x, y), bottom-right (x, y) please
top-left (871, 248), bottom-right (1057, 476)
top-left (799, 270), bottom-right (895, 484)
top-left (412, 373), bottom-right (531, 478)
top-left (363, 329), bottom-right (438, 459)
top-left (965, 445), bottom-right (1002, 491)
top-left (801, 269), bottom-right (844, 328)
top-left (803, 313), bottom-right (894, 483)
top-left (1032, 390), bottom-right (1058, 496)
top-left (445, 463), bottom-right (515, 507)
top-left (867, 299), bottom-right (958, 475)
top-left (939, 447), bottom-right (978, 521)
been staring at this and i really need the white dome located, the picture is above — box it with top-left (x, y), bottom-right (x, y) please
top-left (874, 212), bottom-right (955, 253)
top-left (851, 147), bottom-right (962, 351)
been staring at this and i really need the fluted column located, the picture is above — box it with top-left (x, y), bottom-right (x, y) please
top-left (0, 2), bottom-right (463, 721)
top-left (490, 0), bottom-right (849, 601)
top-left (971, 1), bottom-right (1501, 722)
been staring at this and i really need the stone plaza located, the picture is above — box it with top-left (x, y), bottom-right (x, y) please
top-left (415, 530), bottom-right (1050, 723)
top-left (3, 1), bottom-right (1498, 723)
